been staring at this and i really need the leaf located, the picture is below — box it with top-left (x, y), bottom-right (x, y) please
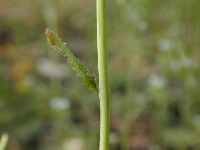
top-left (45, 28), bottom-right (99, 94)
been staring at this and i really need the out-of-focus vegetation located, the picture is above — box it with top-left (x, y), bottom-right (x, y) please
top-left (0, 0), bottom-right (200, 150)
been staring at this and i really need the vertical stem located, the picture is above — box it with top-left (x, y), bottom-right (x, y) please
top-left (0, 133), bottom-right (8, 150)
top-left (96, 0), bottom-right (110, 150)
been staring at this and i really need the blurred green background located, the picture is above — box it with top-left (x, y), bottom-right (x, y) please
top-left (1, 0), bottom-right (200, 150)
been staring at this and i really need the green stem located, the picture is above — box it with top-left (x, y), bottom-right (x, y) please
top-left (0, 133), bottom-right (8, 150)
top-left (96, 0), bottom-right (110, 150)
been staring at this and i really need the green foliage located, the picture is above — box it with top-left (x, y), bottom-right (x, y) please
top-left (45, 28), bottom-right (99, 94)
top-left (1, 0), bottom-right (200, 149)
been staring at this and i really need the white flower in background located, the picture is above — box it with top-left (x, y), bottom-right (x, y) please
top-left (63, 138), bottom-right (84, 150)
top-left (36, 58), bottom-right (68, 79)
top-left (49, 97), bottom-right (70, 111)
top-left (158, 39), bottom-right (173, 52)
top-left (148, 74), bottom-right (166, 89)
top-left (109, 131), bottom-right (120, 144)
top-left (158, 38), bottom-right (182, 52)
top-left (170, 57), bottom-right (197, 72)
top-left (181, 57), bottom-right (196, 68)
top-left (137, 20), bottom-right (148, 32)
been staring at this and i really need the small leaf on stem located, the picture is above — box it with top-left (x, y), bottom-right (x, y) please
top-left (45, 28), bottom-right (99, 94)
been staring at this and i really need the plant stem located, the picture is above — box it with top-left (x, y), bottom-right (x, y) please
top-left (96, 0), bottom-right (110, 150)
top-left (0, 133), bottom-right (8, 150)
